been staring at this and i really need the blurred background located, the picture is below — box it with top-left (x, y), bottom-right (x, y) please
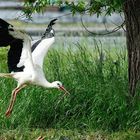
top-left (0, 0), bottom-right (125, 39)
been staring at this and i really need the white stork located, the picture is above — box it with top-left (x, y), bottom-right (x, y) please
top-left (0, 18), bottom-right (69, 117)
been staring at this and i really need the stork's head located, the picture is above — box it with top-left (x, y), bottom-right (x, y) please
top-left (42, 19), bottom-right (57, 39)
top-left (52, 81), bottom-right (70, 95)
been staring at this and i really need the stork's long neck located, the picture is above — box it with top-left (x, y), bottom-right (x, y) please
top-left (41, 80), bottom-right (55, 88)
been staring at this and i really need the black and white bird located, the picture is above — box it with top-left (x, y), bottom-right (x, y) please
top-left (0, 18), bottom-right (69, 117)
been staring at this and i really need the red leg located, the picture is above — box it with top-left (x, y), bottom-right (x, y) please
top-left (5, 84), bottom-right (27, 117)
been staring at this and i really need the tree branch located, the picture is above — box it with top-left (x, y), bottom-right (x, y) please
top-left (80, 13), bottom-right (125, 36)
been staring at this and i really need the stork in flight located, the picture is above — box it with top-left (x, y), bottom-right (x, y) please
top-left (0, 18), bottom-right (69, 117)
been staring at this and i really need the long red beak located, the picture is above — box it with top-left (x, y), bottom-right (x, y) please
top-left (59, 86), bottom-right (70, 95)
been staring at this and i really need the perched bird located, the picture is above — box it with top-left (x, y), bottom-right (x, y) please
top-left (0, 18), bottom-right (69, 117)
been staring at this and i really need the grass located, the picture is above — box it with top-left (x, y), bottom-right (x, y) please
top-left (0, 36), bottom-right (140, 139)
top-left (1, 129), bottom-right (140, 140)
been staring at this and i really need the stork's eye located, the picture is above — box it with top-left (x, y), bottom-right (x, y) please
top-left (57, 83), bottom-right (60, 86)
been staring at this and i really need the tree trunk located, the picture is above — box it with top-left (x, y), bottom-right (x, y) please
top-left (124, 0), bottom-right (140, 97)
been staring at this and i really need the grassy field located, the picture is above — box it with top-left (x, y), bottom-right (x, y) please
top-left (0, 36), bottom-right (140, 139)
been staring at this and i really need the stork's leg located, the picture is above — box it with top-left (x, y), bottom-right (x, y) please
top-left (5, 84), bottom-right (27, 117)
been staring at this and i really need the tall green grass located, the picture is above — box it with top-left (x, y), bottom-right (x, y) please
top-left (0, 37), bottom-right (140, 132)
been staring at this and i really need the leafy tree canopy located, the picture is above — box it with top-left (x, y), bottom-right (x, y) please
top-left (24, 0), bottom-right (125, 18)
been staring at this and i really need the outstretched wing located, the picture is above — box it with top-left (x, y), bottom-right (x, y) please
top-left (31, 37), bottom-right (55, 69)
top-left (0, 19), bottom-right (33, 73)
top-left (8, 28), bottom-right (34, 73)
top-left (31, 19), bottom-right (57, 69)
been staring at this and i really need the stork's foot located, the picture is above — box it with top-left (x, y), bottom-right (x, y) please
top-left (36, 136), bottom-right (46, 140)
top-left (5, 109), bottom-right (12, 117)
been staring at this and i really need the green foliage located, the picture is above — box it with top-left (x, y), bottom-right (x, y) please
top-left (23, 0), bottom-right (125, 18)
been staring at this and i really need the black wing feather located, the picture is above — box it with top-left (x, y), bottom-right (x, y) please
top-left (0, 18), bottom-right (14, 47)
top-left (48, 19), bottom-right (57, 28)
top-left (31, 40), bottom-right (42, 52)
top-left (0, 18), bottom-right (12, 28)
top-left (8, 39), bottom-right (24, 72)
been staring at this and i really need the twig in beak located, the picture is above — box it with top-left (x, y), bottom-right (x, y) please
top-left (59, 86), bottom-right (70, 95)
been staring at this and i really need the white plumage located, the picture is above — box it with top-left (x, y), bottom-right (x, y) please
top-left (0, 18), bottom-right (69, 117)
top-left (32, 37), bottom-right (55, 68)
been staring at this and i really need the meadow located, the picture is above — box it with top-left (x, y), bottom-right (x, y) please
top-left (0, 36), bottom-right (140, 139)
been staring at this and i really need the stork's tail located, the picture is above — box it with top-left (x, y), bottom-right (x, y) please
top-left (0, 73), bottom-right (14, 78)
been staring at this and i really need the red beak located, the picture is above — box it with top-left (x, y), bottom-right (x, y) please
top-left (59, 86), bottom-right (70, 95)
